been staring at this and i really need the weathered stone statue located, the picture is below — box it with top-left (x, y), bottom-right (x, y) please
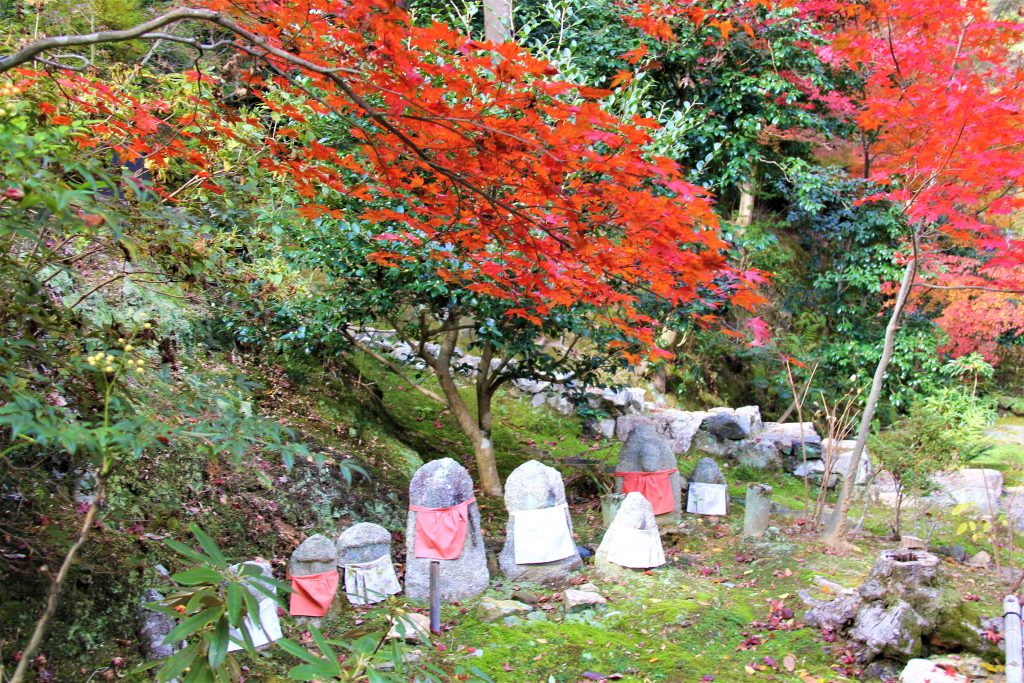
top-left (288, 534), bottom-right (339, 619)
top-left (614, 424), bottom-right (682, 525)
top-left (336, 522), bottom-right (401, 605)
top-left (498, 460), bottom-right (581, 585)
top-left (405, 458), bottom-right (489, 602)
top-left (687, 457), bottom-right (728, 515)
top-left (595, 492), bottom-right (665, 574)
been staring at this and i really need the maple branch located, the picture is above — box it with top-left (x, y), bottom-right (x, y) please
top-left (914, 283), bottom-right (1024, 295)
top-left (0, 8), bottom-right (578, 254)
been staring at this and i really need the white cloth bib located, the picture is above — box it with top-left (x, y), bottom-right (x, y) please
top-left (227, 595), bottom-right (283, 652)
top-left (342, 554), bottom-right (402, 605)
top-left (512, 503), bottom-right (577, 565)
top-left (686, 482), bottom-right (728, 515)
top-left (599, 525), bottom-right (665, 569)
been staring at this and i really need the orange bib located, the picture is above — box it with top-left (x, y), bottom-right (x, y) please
top-left (289, 570), bottom-right (339, 617)
top-left (409, 497), bottom-right (475, 560)
top-left (615, 469), bottom-right (677, 515)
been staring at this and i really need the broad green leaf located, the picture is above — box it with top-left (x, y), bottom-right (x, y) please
top-left (189, 524), bottom-right (228, 568)
top-left (208, 617), bottom-right (229, 670)
top-left (156, 641), bottom-right (200, 682)
top-left (164, 605), bottom-right (224, 644)
top-left (226, 583), bottom-right (242, 625)
top-left (276, 638), bottom-right (325, 665)
top-left (165, 539), bottom-right (213, 565)
top-left (173, 567), bottom-right (224, 586)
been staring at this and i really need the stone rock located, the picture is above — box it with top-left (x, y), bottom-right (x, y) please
top-left (703, 408), bottom-right (754, 440)
top-left (735, 406), bottom-right (764, 436)
top-left (967, 551), bottom-right (991, 568)
top-left (405, 458), bottom-right (489, 602)
top-left (290, 534), bottom-right (337, 577)
top-left (563, 589), bottom-right (607, 612)
top-left (595, 492), bottom-right (665, 573)
top-left (900, 658), bottom-right (967, 683)
top-left (596, 418), bottom-right (616, 440)
top-left (822, 439), bottom-right (872, 485)
top-left (498, 460), bottom-right (582, 585)
top-left (929, 469), bottom-right (1003, 514)
top-left (476, 597), bottom-right (532, 622)
top-left (901, 535), bottom-right (926, 550)
top-left (614, 424), bottom-right (682, 525)
top-left (690, 430), bottom-right (743, 459)
top-left (336, 522), bottom-right (392, 565)
top-left (793, 459), bottom-right (839, 488)
top-left (1003, 486), bottom-right (1024, 531)
top-left (511, 589), bottom-right (540, 604)
top-left (932, 545), bottom-right (968, 563)
top-left (691, 457), bottom-right (727, 486)
top-left (736, 440), bottom-right (781, 470)
top-left (577, 582), bottom-right (599, 593)
top-left (530, 393), bottom-right (547, 408)
top-left (758, 422), bottom-right (822, 457)
top-left (614, 410), bottom-right (707, 453)
top-left (387, 612), bottom-right (431, 642)
top-left (138, 588), bottom-right (180, 661)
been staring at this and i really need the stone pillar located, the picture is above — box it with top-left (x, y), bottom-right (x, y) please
top-left (742, 483), bottom-right (773, 537)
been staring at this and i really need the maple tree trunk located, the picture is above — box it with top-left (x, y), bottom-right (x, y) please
top-left (735, 166), bottom-right (757, 230)
top-left (820, 244), bottom-right (918, 546)
top-left (483, 0), bottom-right (513, 42)
top-left (430, 350), bottom-right (503, 497)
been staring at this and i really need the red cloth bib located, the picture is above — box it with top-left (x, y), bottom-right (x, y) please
top-left (289, 570), bottom-right (339, 617)
top-left (615, 469), bottom-right (678, 515)
top-left (408, 497), bottom-right (476, 560)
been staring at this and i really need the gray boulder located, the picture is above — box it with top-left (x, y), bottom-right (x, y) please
top-left (337, 522), bottom-right (392, 565)
top-left (703, 408), bottom-right (754, 441)
top-left (138, 588), bottom-right (180, 662)
top-left (928, 469), bottom-right (1003, 515)
top-left (498, 460), bottom-right (581, 585)
top-left (614, 424), bottom-right (682, 524)
top-left (564, 589), bottom-right (607, 612)
top-left (405, 458), bottom-right (489, 602)
top-left (615, 410), bottom-right (707, 453)
top-left (736, 440), bottom-right (781, 470)
top-left (691, 457), bottom-right (727, 486)
top-left (477, 597), bottom-right (532, 622)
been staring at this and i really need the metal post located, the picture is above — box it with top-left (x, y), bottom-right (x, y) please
top-left (1005, 595), bottom-right (1023, 683)
top-left (429, 560), bottom-right (441, 634)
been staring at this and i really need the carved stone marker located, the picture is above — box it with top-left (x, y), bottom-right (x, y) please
top-left (227, 560), bottom-right (283, 652)
top-left (614, 424), bottom-right (682, 525)
top-left (288, 534), bottom-right (339, 618)
top-left (498, 460), bottom-right (581, 585)
top-left (595, 492), bottom-right (666, 573)
top-left (336, 522), bottom-right (401, 605)
top-left (742, 484), bottom-right (773, 537)
top-left (405, 458), bottom-right (489, 602)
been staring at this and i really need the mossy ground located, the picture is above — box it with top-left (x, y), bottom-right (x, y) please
top-left (6, 352), bottom-right (1021, 682)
